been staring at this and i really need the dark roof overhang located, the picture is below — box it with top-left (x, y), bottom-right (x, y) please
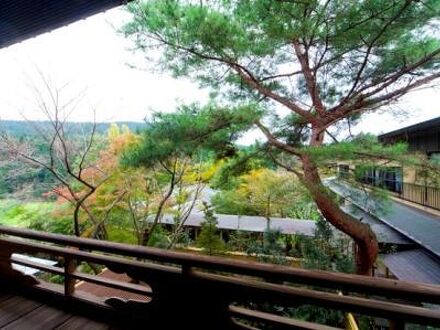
top-left (379, 116), bottom-right (440, 141)
top-left (0, 0), bottom-right (131, 49)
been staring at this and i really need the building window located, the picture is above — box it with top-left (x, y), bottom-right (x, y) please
top-left (380, 167), bottom-right (403, 193)
top-left (430, 152), bottom-right (440, 165)
top-left (355, 166), bottom-right (403, 193)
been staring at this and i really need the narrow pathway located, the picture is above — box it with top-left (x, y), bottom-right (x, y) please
top-left (326, 179), bottom-right (440, 258)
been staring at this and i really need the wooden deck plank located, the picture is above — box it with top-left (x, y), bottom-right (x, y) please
top-left (0, 292), bottom-right (13, 304)
top-left (0, 296), bottom-right (42, 327)
top-left (55, 315), bottom-right (110, 330)
top-left (2, 304), bottom-right (72, 330)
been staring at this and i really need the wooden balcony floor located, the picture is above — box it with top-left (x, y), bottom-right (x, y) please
top-left (0, 291), bottom-right (112, 330)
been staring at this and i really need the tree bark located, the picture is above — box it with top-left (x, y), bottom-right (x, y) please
top-left (300, 153), bottom-right (378, 275)
top-left (310, 127), bottom-right (325, 146)
top-left (167, 183), bottom-right (202, 249)
top-left (142, 176), bottom-right (176, 246)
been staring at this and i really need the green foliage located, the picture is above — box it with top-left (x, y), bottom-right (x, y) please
top-left (171, 229), bottom-right (192, 247)
top-left (210, 146), bottom-right (273, 190)
top-left (275, 220), bottom-right (355, 327)
top-left (124, 0), bottom-right (439, 107)
top-left (149, 225), bottom-right (171, 248)
top-left (0, 200), bottom-right (64, 229)
top-left (227, 230), bottom-right (254, 252)
top-left (212, 168), bottom-right (319, 219)
top-left (288, 305), bottom-right (345, 328)
top-left (37, 272), bottom-right (65, 285)
top-left (123, 103), bottom-right (262, 168)
top-left (231, 222), bottom-right (354, 327)
top-left (305, 134), bottom-right (409, 164)
top-left (274, 114), bottom-right (310, 148)
top-left (288, 203), bottom-right (322, 221)
top-left (29, 216), bottom-right (74, 235)
top-left (0, 154), bottom-right (57, 199)
top-left (107, 225), bottom-right (138, 244)
top-left (0, 120), bottom-right (144, 138)
top-left (0, 199), bottom-right (74, 235)
top-left (415, 161), bottom-right (440, 187)
top-left (122, 2), bottom-right (439, 283)
top-left (247, 229), bottom-right (288, 265)
top-left (211, 190), bottom-right (257, 215)
top-left (122, 2), bottom-right (440, 280)
top-left (0, 121), bottom-right (142, 200)
top-left (196, 202), bottom-right (225, 255)
top-left (301, 219), bottom-right (355, 273)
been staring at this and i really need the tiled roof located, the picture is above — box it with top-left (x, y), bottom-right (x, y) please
top-left (327, 179), bottom-right (440, 258)
top-left (382, 249), bottom-right (440, 285)
top-left (159, 212), bottom-right (317, 236)
top-left (340, 206), bottom-right (412, 245)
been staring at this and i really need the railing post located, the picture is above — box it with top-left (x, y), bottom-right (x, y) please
top-left (0, 241), bottom-right (38, 286)
top-left (64, 257), bottom-right (76, 296)
top-left (389, 319), bottom-right (405, 330)
top-left (179, 265), bottom-right (233, 329)
top-left (182, 264), bottom-right (192, 277)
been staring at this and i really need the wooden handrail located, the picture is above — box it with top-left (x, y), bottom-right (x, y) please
top-left (229, 306), bottom-right (341, 330)
top-left (193, 271), bottom-right (440, 326)
top-left (4, 235), bottom-right (440, 326)
top-left (1, 225), bottom-right (439, 303)
top-left (0, 225), bottom-right (439, 329)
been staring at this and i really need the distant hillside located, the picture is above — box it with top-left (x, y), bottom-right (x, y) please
top-left (0, 120), bottom-right (146, 137)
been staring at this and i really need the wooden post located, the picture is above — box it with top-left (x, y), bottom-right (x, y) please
top-left (0, 242), bottom-right (38, 286)
top-left (182, 265), bottom-right (192, 277)
top-left (389, 319), bottom-right (405, 330)
top-left (64, 257), bottom-right (77, 296)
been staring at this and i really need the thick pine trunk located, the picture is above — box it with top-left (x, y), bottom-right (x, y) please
top-left (310, 128), bottom-right (325, 146)
top-left (300, 153), bottom-right (378, 275)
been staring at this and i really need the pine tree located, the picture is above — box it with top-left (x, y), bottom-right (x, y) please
top-left (123, 0), bottom-right (440, 274)
top-left (196, 202), bottom-right (225, 255)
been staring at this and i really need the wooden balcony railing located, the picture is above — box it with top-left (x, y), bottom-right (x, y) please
top-left (400, 182), bottom-right (440, 210)
top-left (0, 225), bottom-right (439, 329)
top-left (345, 170), bottom-right (440, 211)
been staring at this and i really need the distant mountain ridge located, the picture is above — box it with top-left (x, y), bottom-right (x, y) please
top-left (0, 120), bottom-right (145, 137)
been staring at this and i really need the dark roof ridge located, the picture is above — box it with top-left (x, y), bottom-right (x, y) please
top-left (379, 115), bottom-right (440, 139)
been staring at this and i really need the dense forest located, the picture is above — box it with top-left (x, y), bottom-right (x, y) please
top-left (0, 120), bottom-right (145, 137)
top-left (0, 120), bottom-right (144, 197)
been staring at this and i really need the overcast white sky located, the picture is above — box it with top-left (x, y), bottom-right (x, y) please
top-left (0, 7), bottom-right (438, 144)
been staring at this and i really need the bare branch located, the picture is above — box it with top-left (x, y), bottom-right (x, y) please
top-left (146, 32), bottom-right (316, 124)
top-left (293, 41), bottom-right (326, 115)
top-left (78, 110), bottom-right (97, 178)
top-left (255, 120), bottom-right (302, 156)
top-left (336, 71), bottom-right (440, 121)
